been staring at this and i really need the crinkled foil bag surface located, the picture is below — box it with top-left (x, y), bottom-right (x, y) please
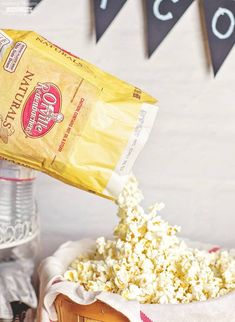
top-left (0, 29), bottom-right (158, 199)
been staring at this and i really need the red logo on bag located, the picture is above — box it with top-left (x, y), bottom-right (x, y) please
top-left (22, 82), bottom-right (63, 138)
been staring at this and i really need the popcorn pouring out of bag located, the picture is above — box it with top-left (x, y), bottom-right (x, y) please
top-left (64, 177), bottom-right (235, 305)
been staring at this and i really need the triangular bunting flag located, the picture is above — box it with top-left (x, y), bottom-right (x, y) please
top-left (203, 0), bottom-right (235, 76)
top-left (146, 0), bottom-right (195, 57)
top-left (93, 0), bottom-right (127, 42)
top-left (29, 0), bottom-right (43, 12)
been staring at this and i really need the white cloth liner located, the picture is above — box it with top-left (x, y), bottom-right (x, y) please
top-left (38, 239), bottom-right (235, 322)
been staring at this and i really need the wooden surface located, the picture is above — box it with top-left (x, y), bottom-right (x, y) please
top-left (55, 294), bottom-right (129, 322)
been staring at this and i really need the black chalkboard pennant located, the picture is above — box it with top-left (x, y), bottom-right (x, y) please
top-left (93, 0), bottom-right (127, 42)
top-left (29, 0), bottom-right (43, 12)
top-left (146, 0), bottom-right (195, 57)
top-left (203, 0), bottom-right (235, 76)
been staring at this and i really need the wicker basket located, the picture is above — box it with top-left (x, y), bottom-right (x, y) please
top-left (55, 294), bottom-right (130, 322)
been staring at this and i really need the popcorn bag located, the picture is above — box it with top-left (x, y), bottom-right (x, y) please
top-left (0, 29), bottom-right (158, 199)
top-left (38, 240), bottom-right (235, 322)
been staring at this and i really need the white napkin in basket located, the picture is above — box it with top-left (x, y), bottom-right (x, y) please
top-left (38, 239), bottom-right (235, 322)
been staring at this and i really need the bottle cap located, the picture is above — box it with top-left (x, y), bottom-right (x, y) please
top-left (0, 159), bottom-right (36, 181)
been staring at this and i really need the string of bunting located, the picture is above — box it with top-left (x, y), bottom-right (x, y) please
top-left (9, 0), bottom-right (235, 76)
top-left (93, 0), bottom-right (235, 76)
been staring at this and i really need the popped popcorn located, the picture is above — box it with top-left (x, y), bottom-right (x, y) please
top-left (65, 176), bottom-right (235, 304)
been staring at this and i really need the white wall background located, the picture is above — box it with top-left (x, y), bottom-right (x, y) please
top-left (1, 0), bottom-right (235, 258)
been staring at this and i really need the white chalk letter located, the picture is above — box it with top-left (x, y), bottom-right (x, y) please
top-left (212, 7), bottom-right (235, 40)
top-left (153, 0), bottom-right (179, 21)
top-left (100, 0), bottom-right (108, 10)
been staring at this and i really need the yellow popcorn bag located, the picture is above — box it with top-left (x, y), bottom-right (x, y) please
top-left (0, 29), bottom-right (158, 199)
